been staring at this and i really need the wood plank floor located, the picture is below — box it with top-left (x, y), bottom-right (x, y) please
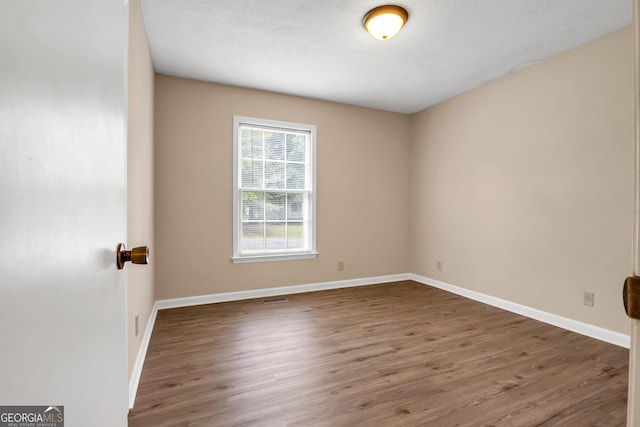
top-left (128, 281), bottom-right (628, 426)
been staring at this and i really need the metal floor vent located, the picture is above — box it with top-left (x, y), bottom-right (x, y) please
top-left (262, 296), bottom-right (288, 304)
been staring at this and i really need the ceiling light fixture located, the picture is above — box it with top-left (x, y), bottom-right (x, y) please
top-left (363, 5), bottom-right (409, 41)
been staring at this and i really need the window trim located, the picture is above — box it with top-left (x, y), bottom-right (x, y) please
top-left (232, 115), bottom-right (317, 263)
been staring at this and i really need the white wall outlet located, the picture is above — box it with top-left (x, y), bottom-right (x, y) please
top-left (135, 314), bottom-right (140, 337)
top-left (337, 260), bottom-right (345, 271)
top-left (436, 260), bottom-right (443, 272)
top-left (583, 292), bottom-right (594, 307)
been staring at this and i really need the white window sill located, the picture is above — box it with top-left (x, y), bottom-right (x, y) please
top-left (232, 252), bottom-right (318, 264)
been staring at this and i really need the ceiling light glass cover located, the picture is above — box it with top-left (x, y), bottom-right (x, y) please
top-left (363, 5), bottom-right (409, 40)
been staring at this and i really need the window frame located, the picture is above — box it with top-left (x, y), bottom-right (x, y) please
top-left (232, 115), bottom-right (318, 263)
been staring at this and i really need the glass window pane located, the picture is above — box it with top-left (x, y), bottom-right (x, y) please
top-left (266, 222), bottom-right (286, 249)
top-left (265, 193), bottom-right (286, 220)
top-left (265, 131), bottom-right (285, 160)
top-left (242, 222), bottom-right (264, 250)
top-left (287, 193), bottom-right (304, 220)
top-left (286, 133), bottom-right (306, 162)
top-left (241, 128), bottom-right (263, 159)
top-left (265, 161), bottom-right (285, 189)
top-left (286, 163), bottom-right (305, 189)
top-left (287, 222), bottom-right (304, 249)
top-left (241, 160), bottom-right (263, 188)
top-left (241, 191), bottom-right (264, 220)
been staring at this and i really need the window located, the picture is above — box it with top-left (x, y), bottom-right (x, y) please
top-left (232, 116), bottom-right (317, 263)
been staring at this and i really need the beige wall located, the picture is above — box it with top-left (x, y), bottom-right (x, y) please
top-left (154, 76), bottom-right (411, 300)
top-left (410, 27), bottom-right (634, 334)
top-left (152, 27), bottom-right (632, 336)
top-left (127, 0), bottom-right (155, 380)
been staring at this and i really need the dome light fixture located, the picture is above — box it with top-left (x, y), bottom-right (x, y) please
top-left (363, 5), bottom-right (409, 40)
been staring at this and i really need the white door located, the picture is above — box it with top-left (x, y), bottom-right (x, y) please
top-left (631, 322), bottom-right (640, 425)
top-left (632, 2), bottom-right (640, 426)
top-left (0, 1), bottom-right (129, 426)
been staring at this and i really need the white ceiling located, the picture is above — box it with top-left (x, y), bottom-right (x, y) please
top-left (139, 0), bottom-right (631, 114)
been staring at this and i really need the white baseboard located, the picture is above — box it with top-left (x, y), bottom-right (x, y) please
top-left (154, 273), bottom-right (412, 310)
top-left (128, 272), bottom-right (630, 409)
top-left (409, 274), bottom-right (630, 349)
top-left (128, 302), bottom-right (159, 410)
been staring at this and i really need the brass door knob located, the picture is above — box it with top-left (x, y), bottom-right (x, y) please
top-left (623, 276), bottom-right (640, 320)
top-left (117, 243), bottom-right (149, 270)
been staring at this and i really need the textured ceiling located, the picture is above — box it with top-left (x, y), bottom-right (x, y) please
top-left (140, 0), bottom-right (631, 114)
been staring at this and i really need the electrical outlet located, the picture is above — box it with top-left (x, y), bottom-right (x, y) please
top-left (436, 260), bottom-right (443, 272)
top-left (337, 260), bottom-right (345, 271)
top-left (583, 292), bottom-right (594, 307)
top-left (135, 314), bottom-right (140, 337)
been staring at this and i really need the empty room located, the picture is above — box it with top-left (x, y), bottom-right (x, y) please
top-left (3, 0), bottom-right (640, 426)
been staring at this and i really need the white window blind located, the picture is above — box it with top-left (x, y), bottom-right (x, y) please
top-left (232, 116), bottom-right (317, 263)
